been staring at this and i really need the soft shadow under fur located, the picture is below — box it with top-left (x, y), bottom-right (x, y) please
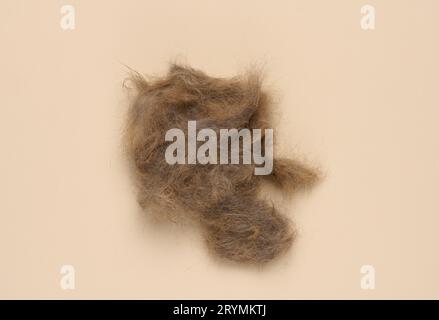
top-left (124, 64), bottom-right (319, 264)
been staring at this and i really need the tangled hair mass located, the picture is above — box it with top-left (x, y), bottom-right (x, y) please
top-left (124, 64), bottom-right (319, 264)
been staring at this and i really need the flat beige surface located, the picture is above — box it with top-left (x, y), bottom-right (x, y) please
top-left (1, 0), bottom-right (438, 299)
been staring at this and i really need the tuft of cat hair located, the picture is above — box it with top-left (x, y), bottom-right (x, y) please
top-left (124, 64), bottom-right (319, 264)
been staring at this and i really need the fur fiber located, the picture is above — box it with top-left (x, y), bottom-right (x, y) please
top-left (124, 64), bottom-right (319, 264)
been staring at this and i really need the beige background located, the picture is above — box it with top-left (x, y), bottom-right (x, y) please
top-left (1, 0), bottom-right (438, 299)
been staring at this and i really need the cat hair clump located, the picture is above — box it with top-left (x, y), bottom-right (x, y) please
top-left (124, 64), bottom-right (319, 264)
